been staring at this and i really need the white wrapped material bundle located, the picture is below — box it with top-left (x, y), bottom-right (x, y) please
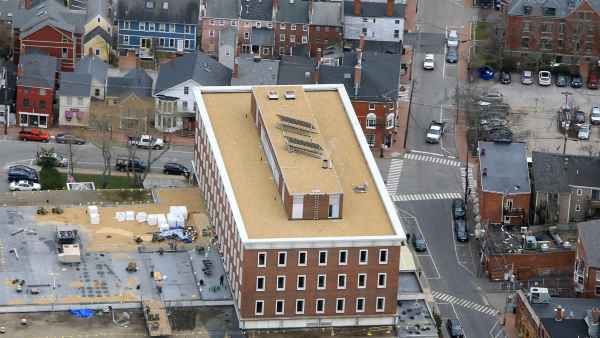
top-left (159, 223), bottom-right (170, 232)
top-left (136, 212), bottom-right (147, 223)
top-left (88, 205), bottom-right (98, 216)
top-left (167, 213), bottom-right (178, 228)
top-left (90, 213), bottom-right (100, 225)
top-left (169, 206), bottom-right (188, 220)
top-left (157, 214), bottom-right (167, 227)
top-left (116, 211), bottom-right (126, 222)
top-left (147, 214), bottom-right (158, 226)
top-left (125, 211), bottom-right (135, 221)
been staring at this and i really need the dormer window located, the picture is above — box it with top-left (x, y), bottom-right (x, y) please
top-left (162, 1), bottom-right (168, 9)
top-left (523, 5), bottom-right (532, 15)
top-left (145, 1), bottom-right (154, 9)
top-left (543, 7), bottom-right (556, 16)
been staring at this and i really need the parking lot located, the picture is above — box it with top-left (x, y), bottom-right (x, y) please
top-left (478, 75), bottom-right (600, 156)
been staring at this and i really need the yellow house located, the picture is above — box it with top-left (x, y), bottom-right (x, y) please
top-left (83, 0), bottom-right (113, 62)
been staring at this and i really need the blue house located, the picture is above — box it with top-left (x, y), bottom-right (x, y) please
top-left (116, 0), bottom-right (199, 56)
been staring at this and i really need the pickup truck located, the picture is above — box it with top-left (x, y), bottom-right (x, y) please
top-left (425, 121), bottom-right (445, 144)
top-left (115, 158), bottom-right (146, 172)
top-left (19, 129), bottom-right (49, 142)
top-left (128, 135), bottom-right (165, 149)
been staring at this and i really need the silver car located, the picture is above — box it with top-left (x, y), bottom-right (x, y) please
top-left (578, 124), bottom-right (591, 140)
top-left (521, 70), bottom-right (534, 85)
top-left (591, 106), bottom-right (600, 125)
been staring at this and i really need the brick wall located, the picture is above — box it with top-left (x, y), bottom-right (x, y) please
top-left (484, 250), bottom-right (575, 281)
top-left (480, 191), bottom-right (530, 225)
top-left (308, 25), bottom-right (342, 56)
top-left (20, 25), bottom-right (82, 72)
top-left (352, 100), bottom-right (396, 150)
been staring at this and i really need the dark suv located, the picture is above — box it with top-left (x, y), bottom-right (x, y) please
top-left (452, 198), bottom-right (466, 219)
top-left (115, 158), bottom-right (146, 172)
top-left (163, 163), bottom-right (190, 176)
top-left (8, 165), bottom-right (39, 183)
top-left (454, 219), bottom-right (468, 242)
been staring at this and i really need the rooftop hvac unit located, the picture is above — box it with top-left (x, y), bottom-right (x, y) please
top-left (520, 226), bottom-right (528, 234)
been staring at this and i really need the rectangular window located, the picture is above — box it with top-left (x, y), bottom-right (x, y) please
top-left (317, 274), bottom-right (326, 290)
top-left (298, 251), bottom-right (307, 266)
top-left (522, 22), bottom-right (530, 32)
top-left (256, 276), bottom-right (265, 291)
top-left (257, 252), bottom-right (266, 267)
top-left (577, 189), bottom-right (583, 196)
top-left (378, 273), bottom-right (387, 288)
top-left (366, 134), bottom-right (376, 147)
top-left (289, 35), bottom-right (295, 43)
top-left (276, 276), bottom-right (286, 291)
top-left (379, 249), bottom-right (388, 264)
top-left (521, 37), bottom-right (529, 49)
top-left (184, 86), bottom-right (189, 95)
top-left (376, 297), bottom-right (385, 312)
top-left (185, 25), bottom-right (192, 33)
top-left (158, 23), bottom-right (165, 31)
top-left (139, 22), bottom-right (146, 31)
top-left (595, 271), bottom-right (600, 282)
top-left (336, 298), bottom-right (345, 313)
top-left (359, 249), bottom-right (368, 264)
top-left (255, 22), bottom-right (261, 28)
top-left (184, 40), bottom-right (191, 49)
top-left (357, 273), bottom-right (367, 288)
top-left (303, 25), bottom-right (308, 31)
top-left (170, 24), bottom-right (176, 32)
top-left (316, 298), bottom-right (325, 313)
top-left (559, 22), bottom-right (565, 33)
top-left (255, 300), bottom-right (264, 315)
top-left (302, 35), bottom-right (307, 43)
top-left (278, 252), bottom-right (287, 267)
top-left (338, 250), bottom-right (348, 265)
top-left (296, 299), bottom-right (305, 314)
top-left (275, 300), bottom-right (284, 315)
top-left (291, 24), bottom-right (296, 30)
top-left (280, 34), bottom-right (285, 42)
top-left (319, 250), bottom-right (327, 265)
top-left (337, 274), bottom-right (347, 289)
top-left (356, 297), bottom-right (365, 313)
top-left (169, 39), bottom-right (175, 47)
top-left (148, 22), bottom-right (155, 31)
top-left (280, 23), bottom-right (286, 30)
top-left (39, 100), bottom-right (46, 109)
top-left (297, 275), bottom-right (306, 290)
top-left (576, 204), bottom-right (581, 212)
top-left (394, 29), bottom-right (400, 38)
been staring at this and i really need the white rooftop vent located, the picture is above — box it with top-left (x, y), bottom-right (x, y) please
top-left (268, 90), bottom-right (279, 100)
top-left (284, 90), bottom-right (296, 100)
top-left (162, 1), bottom-right (168, 9)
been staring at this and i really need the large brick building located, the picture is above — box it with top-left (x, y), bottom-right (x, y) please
top-left (16, 53), bottom-right (58, 128)
top-left (505, 0), bottom-right (600, 64)
top-left (191, 84), bottom-right (406, 329)
top-left (308, 0), bottom-right (344, 57)
top-left (574, 220), bottom-right (600, 297)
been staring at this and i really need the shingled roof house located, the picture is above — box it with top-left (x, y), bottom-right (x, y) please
top-left (16, 53), bottom-right (59, 128)
top-left (57, 71), bottom-right (92, 127)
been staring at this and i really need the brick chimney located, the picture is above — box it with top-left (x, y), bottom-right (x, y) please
top-left (354, 63), bottom-right (361, 96)
top-left (356, 48), bottom-right (363, 66)
top-left (386, 0), bottom-right (394, 17)
top-left (353, 0), bottom-right (361, 16)
top-left (233, 58), bottom-right (239, 79)
top-left (554, 306), bottom-right (565, 322)
top-left (359, 33), bottom-right (365, 51)
top-left (313, 48), bottom-right (322, 84)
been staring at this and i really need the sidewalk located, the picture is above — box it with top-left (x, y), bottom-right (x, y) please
top-left (385, 46), bottom-right (414, 158)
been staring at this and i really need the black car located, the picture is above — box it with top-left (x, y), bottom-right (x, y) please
top-left (574, 110), bottom-right (586, 127)
top-left (8, 166), bottom-right (39, 183)
top-left (446, 46), bottom-right (458, 63)
top-left (9, 165), bottom-right (37, 174)
top-left (571, 74), bottom-right (584, 88)
top-left (500, 71), bottom-right (511, 84)
top-left (163, 163), bottom-right (190, 176)
top-left (452, 198), bottom-right (466, 219)
top-left (412, 233), bottom-right (427, 252)
top-left (454, 219), bottom-right (468, 242)
top-left (115, 158), bottom-right (146, 172)
top-left (555, 74), bottom-right (569, 87)
top-left (446, 319), bottom-right (465, 338)
top-left (55, 133), bottom-right (86, 145)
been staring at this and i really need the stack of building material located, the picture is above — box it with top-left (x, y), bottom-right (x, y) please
top-left (88, 205), bottom-right (100, 224)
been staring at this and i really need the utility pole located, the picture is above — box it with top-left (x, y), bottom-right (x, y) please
top-left (561, 91), bottom-right (572, 155)
top-left (4, 20), bottom-right (13, 135)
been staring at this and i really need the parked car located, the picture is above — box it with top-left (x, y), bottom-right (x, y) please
top-left (9, 180), bottom-right (41, 191)
top-left (520, 70), bottom-right (534, 85)
top-left (538, 70), bottom-right (552, 86)
top-left (446, 47), bottom-right (458, 64)
top-left (479, 66), bottom-right (494, 80)
top-left (571, 74), bottom-right (584, 88)
top-left (425, 121), bottom-right (445, 143)
top-left (412, 233), bottom-right (427, 252)
top-left (18, 128), bottom-right (49, 142)
top-left (423, 54), bottom-right (435, 70)
top-left (452, 198), bottom-right (466, 219)
top-left (591, 106), bottom-right (600, 125)
top-left (555, 74), bottom-right (569, 87)
top-left (36, 151), bottom-right (68, 167)
top-left (454, 219), bottom-right (468, 242)
top-left (500, 71), bottom-right (511, 84)
top-left (55, 133), bottom-right (85, 145)
top-left (446, 319), bottom-right (465, 338)
top-left (163, 163), bottom-right (189, 176)
top-left (574, 110), bottom-right (586, 127)
top-left (128, 134), bottom-right (165, 149)
top-left (480, 91), bottom-right (503, 103)
top-left (115, 158), bottom-right (146, 172)
top-left (447, 30), bottom-right (459, 47)
top-left (8, 166), bottom-right (39, 183)
top-left (588, 72), bottom-right (599, 90)
top-left (578, 124), bottom-right (591, 140)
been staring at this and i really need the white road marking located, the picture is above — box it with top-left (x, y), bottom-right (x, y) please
top-left (432, 290), bottom-right (498, 317)
top-left (385, 158), bottom-right (404, 193)
top-left (450, 208), bottom-right (476, 277)
top-left (391, 192), bottom-right (462, 202)
top-left (397, 209), bottom-right (441, 280)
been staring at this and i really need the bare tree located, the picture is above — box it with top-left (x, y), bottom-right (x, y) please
top-left (89, 108), bottom-right (115, 189)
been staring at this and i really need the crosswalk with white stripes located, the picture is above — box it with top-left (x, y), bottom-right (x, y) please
top-left (404, 153), bottom-right (462, 167)
top-left (386, 158), bottom-right (404, 194)
top-left (432, 290), bottom-right (498, 316)
top-left (390, 192), bottom-right (462, 202)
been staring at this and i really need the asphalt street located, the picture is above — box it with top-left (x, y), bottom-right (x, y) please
top-left (0, 138), bottom-right (194, 191)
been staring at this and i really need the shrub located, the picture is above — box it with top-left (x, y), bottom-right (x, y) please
top-left (40, 166), bottom-right (64, 190)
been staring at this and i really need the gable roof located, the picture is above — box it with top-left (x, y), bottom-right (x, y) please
top-left (17, 53), bottom-right (58, 89)
top-left (75, 55), bottom-right (108, 83)
top-left (507, 0), bottom-right (600, 17)
top-left (84, 25), bottom-right (112, 44)
top-left (479, 142), bottom-right (530, 194)
top-left (277, 55), bottom-right (315, 84)
top-left (106, 68), bottom-right (153, 98)
top-left (232, 56), bottom-right (279, 85)
top-left (57, 72), bottom-right (92, 97)
top-left (154, 52), bottom-right (232, 94)
top-left (204, 0), bottom-right (240, 19)
top-left (277, 0), bottom-right (309, 24)
top-left (532, 152), bottom-right (600, 192)
top-left (310, 1), bottom-right (343, 26)
top-left (241, 0), bottom-right (273, 21)
top-left (117, 0), bottom-right (199, 24)
top-left (577, 220), bottom-right (600, 267)
top-left (86, 0), bottom-right (112, 22)
top-left (20, 0), bottom-right (86, 38)
top-left (343, 0), bottom-right (405, 17)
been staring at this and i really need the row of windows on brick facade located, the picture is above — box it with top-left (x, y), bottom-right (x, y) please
top-left (121, 35), bottom-right (195, 49)
top-left (520, 21), bottom-right (598, 34)
top-left (255, 296), bottom-right (387, 316)
top-left (361, 27), bottom-right (401, 39)
top-left (122, 21), bottom-right (194, 34)
top-left (520, 36), bottom-right (594, 53)
top-left (255, 272), bottom-right (388, 292)
top-left (257, 248), bottom-right (388, 267)
top-left (366, 112), bottom-right (395, 130)
top-left (208, 19), bottom-right (310, 31)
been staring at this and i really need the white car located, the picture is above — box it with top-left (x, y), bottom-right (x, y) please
top-left (591, 106), bottom-right (600, 125)
top-left (425, 121), bottom-right (445, 143)
top-left (447, 30), bottom-right (459, 48)
top-left (423, 54), bottom-right (435, 70)
top-left (538, 71), bottom-right (552, 86)
top-left (129, 134), bottom-right (165, 149)
top-left (9, 180), bottom-right (41, 191)
top-left (578, 124), bottom-right (591, 140)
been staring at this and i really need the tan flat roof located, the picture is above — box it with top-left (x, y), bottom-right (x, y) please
top-left (202, 87), bottom-right (396, 239)
top-left (253, 86), bottom-right (342, 195)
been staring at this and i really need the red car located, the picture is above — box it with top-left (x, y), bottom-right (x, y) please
top-left (18, 128), bottom-right (49, 142)
top-left (588, 72), bottom-right (599, 90)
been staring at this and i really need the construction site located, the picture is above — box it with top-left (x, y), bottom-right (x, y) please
top-left (0, 187), bottom-right (235, 337)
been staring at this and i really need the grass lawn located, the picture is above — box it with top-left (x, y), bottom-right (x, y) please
top-left (474, 21), bottom-right (490, 41)
top-left (68, 173), bottom-right (138, 189)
